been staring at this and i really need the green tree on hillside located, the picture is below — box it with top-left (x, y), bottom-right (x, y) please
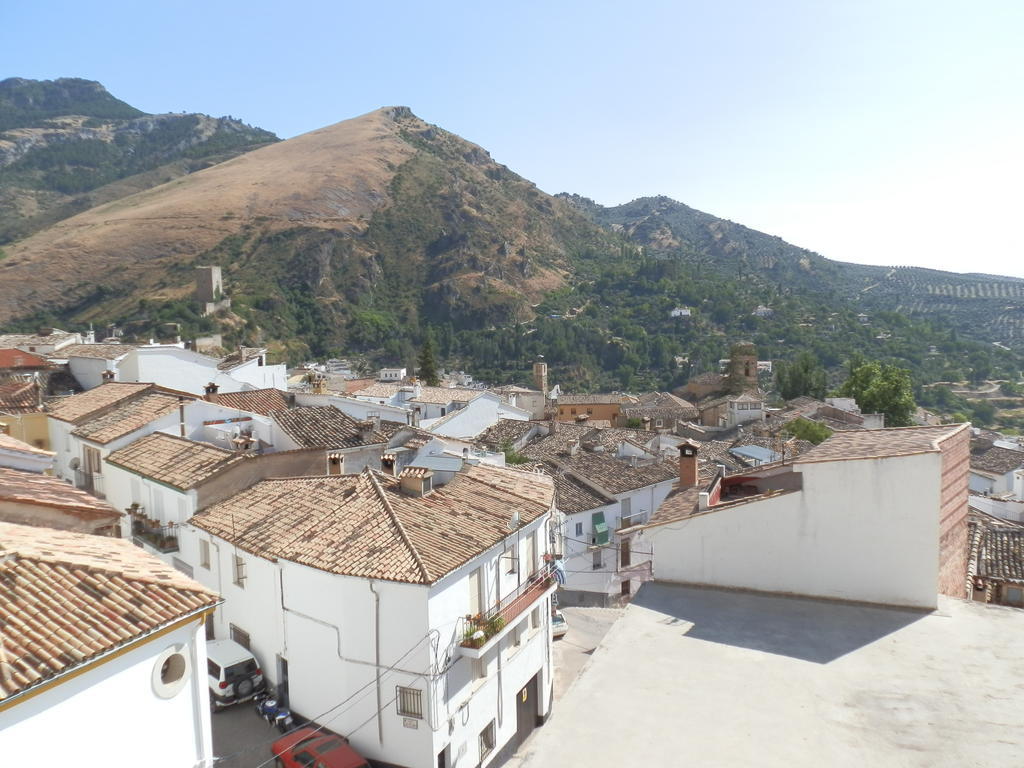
top-left (776, 351), bottom-right (827, 400)
top-left (417, 332), bottom-right (440, 386)
top-left (837, 356), bottom-right (916, 427)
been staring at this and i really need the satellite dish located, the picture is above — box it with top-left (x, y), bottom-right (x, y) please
top-left (68, 457), bottom-right (81, 470)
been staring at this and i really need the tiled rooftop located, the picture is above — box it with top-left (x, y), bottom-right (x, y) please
top-left (0, 467), bottom-right (118, 520)
top-left (106, 433), bottom-right (243, 490)
top-left (209, 388), bottom-right (290, 416)
top-left (272, 406), bottom-right (388, 449)
top-left (478, 418), bottom-right (539, 449)
top-left (553, 452), bottom-right (679, 495)
top-left (0, 348), bottom-right (50, 368)
top-left (0, 522), bottom-right (218, 700)
top-left (0, 432), bottom-right (54, 458)
top-left (557, 394), bottom-right (629, 406)
top-left (971, 445), bottom-right (1024, 476)
top-left (969, 512), bottom-right (1024, 585)
top-left (56, 343), bottom-right (135, 360)
top-left (795, 424), bottom-right (968, 464)
top-left (0, 330), bottom-right (77, 349)
top-left (217, 346), bottom-right (266, 371)
top-left (189, 464), bottom-right (554, 584)
top-left (47, 382), bottom-right (153, 424)
top-left (0, 381), bottom-right (40, 414)
top-left (71, 392), bottom-right (182, 445)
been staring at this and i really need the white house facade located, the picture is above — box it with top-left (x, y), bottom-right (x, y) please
top-left (179, 463), bottom-right (558, 768)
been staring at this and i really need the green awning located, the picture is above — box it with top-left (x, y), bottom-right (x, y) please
top-left (592, 511), bottom-right (609, 546)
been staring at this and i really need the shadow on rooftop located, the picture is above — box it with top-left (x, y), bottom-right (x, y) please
top-left (632, 581), bottom-right (929, 665)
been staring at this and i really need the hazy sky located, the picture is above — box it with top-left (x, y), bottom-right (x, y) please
top-left (4, 1), bottom-right (1022, 277)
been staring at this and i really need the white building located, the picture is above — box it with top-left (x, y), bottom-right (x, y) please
top-left (969, 445), bottom-right (1024, 497)
top-left (638, 425), bottom-right (971, 609)
top-left (46, 382), bottom-right (276, 497)
top-left (294, 390), bottom-right (415, 425)
top-left (0, 327), bottom-right (81, 356)
top-left (57, 343), bottom-right (287, 395)
top-left (670, 307), bottom-right (692, 318)
top-left (0, 522), bottom-right (219, 768)
top-left (179, 463), bottom-right (558, 768)
top-left (0, 431), bottom-right (54, 473)
top-left (379, 367), bottom-right (408, 382)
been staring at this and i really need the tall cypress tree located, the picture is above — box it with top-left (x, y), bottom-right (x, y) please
top-left (417, 332), bottom-right (440, 386)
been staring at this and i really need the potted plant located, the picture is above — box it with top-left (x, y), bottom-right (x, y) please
top-left (486, 615), bottom-right (506, 638)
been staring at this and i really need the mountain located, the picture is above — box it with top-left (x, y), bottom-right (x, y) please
top-left (0, 87), bottom-right (1021, 409)
top-left (0, 100), bottom-right (609, 360)
top-left (566, 194), bottom-right (1024, 352)
top-left (0, 77), bottom-right (278, 244)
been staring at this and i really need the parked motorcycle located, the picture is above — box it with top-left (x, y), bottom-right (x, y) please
top-left (254, 690), bottom-right (295, 733)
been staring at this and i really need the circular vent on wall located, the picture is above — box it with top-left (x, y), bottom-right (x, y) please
top-left (152, 643), bottom-right (190, 699)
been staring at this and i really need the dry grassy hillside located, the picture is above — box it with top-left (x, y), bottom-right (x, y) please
top-left (0, 107), bottom-right (418, 321)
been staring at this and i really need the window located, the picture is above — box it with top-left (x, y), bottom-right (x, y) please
top-left (574, 522), bottom-right (583, 537)
top-left (655, 419), bottom-right (663, 428)
top-left (587, 408), bottom-right (593, 415)
top-left (207, 659), bottom-right (221, 678)
top-left (530, 606), bottom-right (540, 630)
top-left (592, 549), bottom-right (604, 570)
top-left (229, 624), bottom-right (251, 649)
top-left (479, 721), bottom-right (496, 760)
top-left (1007, 587), bottom-right (1024, 606)
top-left (200, 540), bottom-right (211, 569)
top-left (232, 555), bottom-right (246, 588)
top-left (473, 657), bottom-right (488, 681)
top-left (397, 686), bottom-right (423, 718)
top-left (570, 408), bottom-right (577, 415)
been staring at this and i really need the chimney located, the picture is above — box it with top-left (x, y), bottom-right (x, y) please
top-left (101, 369), bottom-right (116, 382)
top-left (357, 419), bottom-right (376, 442)
top-left (642, 416), bottom-right (652, 431)
top-left (400, 469), bottom-right (434, 497)
top-left (678, 439), bottom-right (700, 489)
top-left (204, 382), bottom-right (219, 397)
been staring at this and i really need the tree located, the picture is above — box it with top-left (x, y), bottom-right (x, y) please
top-left (775, 351), bottom-right (827, 400)
top-left (417, 332), bottom-right (440, 386)
top-left (783, 417), bottom-right (833, 445)
top-left (837, 357), bottom-right (916, 427)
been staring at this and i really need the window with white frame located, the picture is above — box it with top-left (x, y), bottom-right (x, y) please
top-left (574, 522), bottom-right (583, 537)
top-left (479, 721), bottom-right (496, 760)
top-left (396, 686), bottom-right (423, 718)
top-left (232, 554), bottom-right (246, 587)
top-left (200, 540), bottom-right (210, 569)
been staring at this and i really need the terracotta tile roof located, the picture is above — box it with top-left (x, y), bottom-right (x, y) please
top-left (209, 388), bottom-right (289, 417)
top-left (0, 432), bottom-right (54, 458)
top-left (478, 419), bottom-right (539, 449)
top-left (0, 349), bottom-right (50, 368)
top-left (47, 382), bottom-right (154, 424)
top-left (0, 330), bottom-right (77, 349)
top-left (687, 372), bottom-right (723, 386)
top-left (106, 433), bottom-right (242, 490)
top-left (0, 381), bottom-right (40, 414)
top-left (348, 382), bottom-right (402, 399)
top-left (645, 485), bottom-right (704, 527)
top-left (970, 514), bottom-right (1024, 585)
top-left (0, 522), bottom-right (218, 700)
top-left (521, 422), bottom-right (596, 459)
top-left (557, 394), bottom-right (629, 406)
top-left (55, 343), bottom-right (135, 360)
top-left (794, 424), bottom-right (969, 464)
top-left (971, 446), bottom-right (1024, 476)
top-left (552, 453), bottom-right (679, 495)
top-left (272, 406), bottom-right (387, 449)
top-left (71, 392), bottom-right (182, 445)
top-left (217, 346), bottom-right (266, 371)
top-left (189, 464), bottom-right (554, 584)
top-left (0, 467), bottom-right (118, 521)
top-left (539, 466), bottom-right (611, 514)
top-left (410, 387), bottom-right (482, 405)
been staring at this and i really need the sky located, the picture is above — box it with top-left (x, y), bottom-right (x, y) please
top-left (4, 0), bottom-right (1022, 277)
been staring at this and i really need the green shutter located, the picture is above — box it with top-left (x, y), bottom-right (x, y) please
top-left (592, 511), bottom-right (609, 546)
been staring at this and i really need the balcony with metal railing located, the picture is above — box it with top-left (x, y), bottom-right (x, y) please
top-left (128, 505), bottom-right (179, 553)
top-left (74, 469), bottom-right (106, 499)
top-left (459, 561), bottom-right (557, 658)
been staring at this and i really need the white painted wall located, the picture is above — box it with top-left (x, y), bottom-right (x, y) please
top-left (423, 394), bottom-right (529, 440)
top-left (294, 391), bottom-right (413, 424)
top-left (0, 445), bottom-right (53, 473)
top-left (969, 469), bottom-right (1015, 496)
top-left (648, 454), bottom-right (943, 608)
top-left (67, 355), bottom-right (118, 390)
top-left (177, 510), bottom-right (554, 768)
top-left (0, 619), bottom-right (213, 768)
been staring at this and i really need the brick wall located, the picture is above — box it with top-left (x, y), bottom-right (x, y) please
top-left (937, 426), bottom-right (970, 597)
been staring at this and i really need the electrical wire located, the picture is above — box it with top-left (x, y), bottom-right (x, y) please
top-left (210, 628), bottom-right (437, 766)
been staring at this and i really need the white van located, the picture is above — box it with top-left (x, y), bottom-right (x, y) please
top-left (207, 639), bottom-right (266, 709)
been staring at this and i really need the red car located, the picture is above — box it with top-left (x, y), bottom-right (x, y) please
top-left (271, 728), bottom-right (370, 768)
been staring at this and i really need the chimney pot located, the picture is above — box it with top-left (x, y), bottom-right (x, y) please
top-left (678, 439), bottom-right (700, 489)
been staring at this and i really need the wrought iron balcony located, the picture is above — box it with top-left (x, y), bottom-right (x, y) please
top-left (460, 562), bottom-right (556, 654)
top-left (129, 508), bottom-right (179, 553)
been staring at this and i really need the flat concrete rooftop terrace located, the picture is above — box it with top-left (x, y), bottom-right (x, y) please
top-left (517, 582), bottom-right (1024, 768)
